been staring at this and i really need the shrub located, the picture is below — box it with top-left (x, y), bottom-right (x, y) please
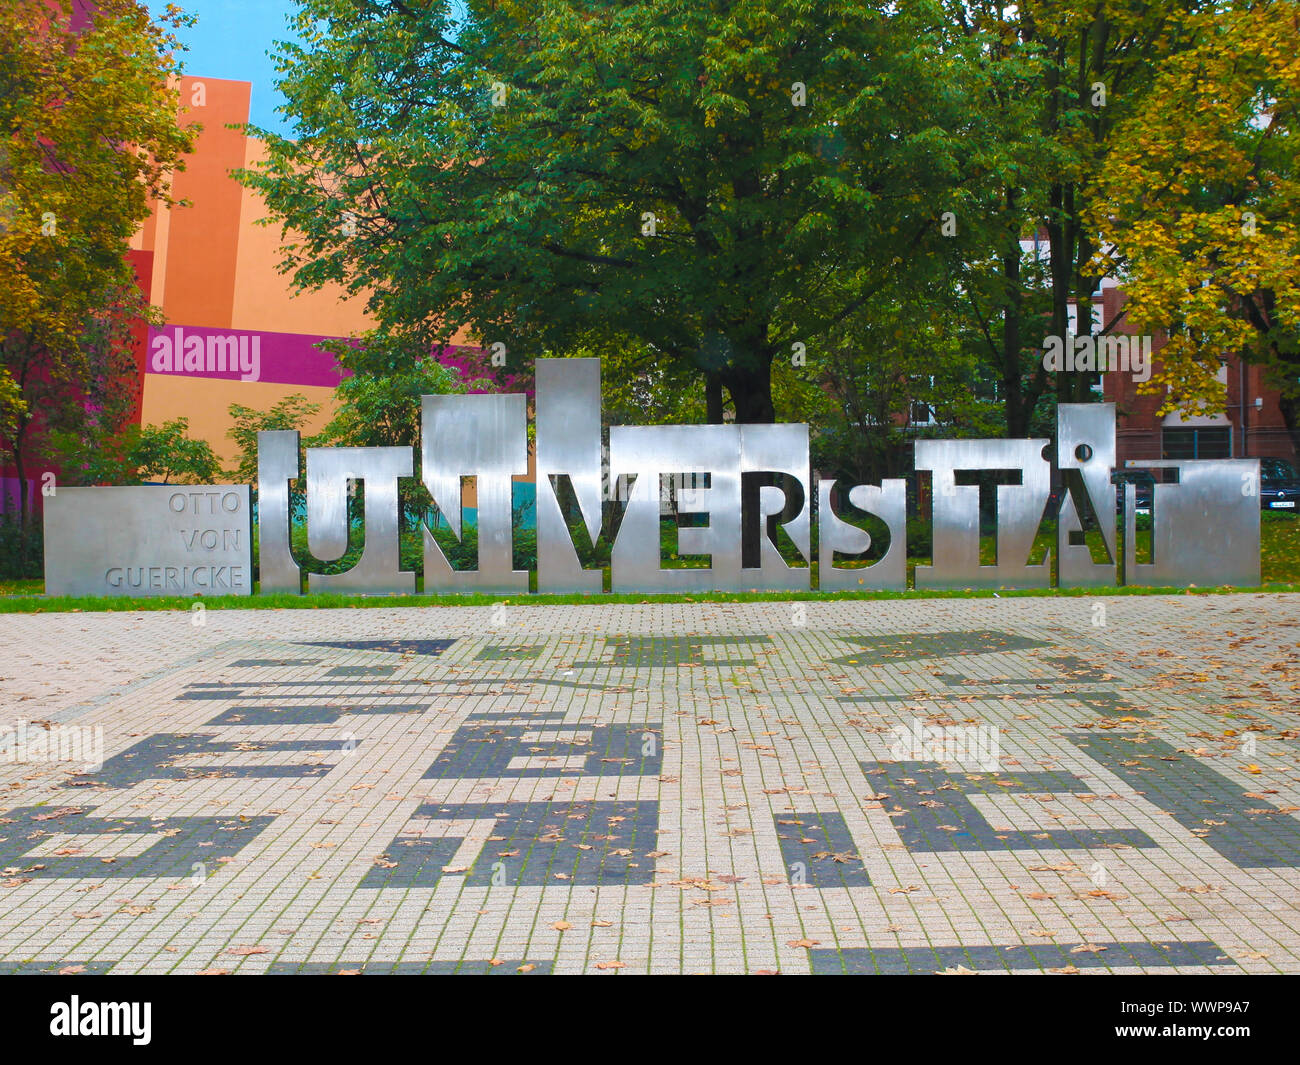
top-left (0, 515), bottom-right (42, 579)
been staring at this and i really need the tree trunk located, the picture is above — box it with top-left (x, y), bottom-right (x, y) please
top-left (12, 419), bottom-right (28, 533)
top-left (705, 373), bottom-right (724, 424)
top-left (724, 366), bottom-right (775, 424)
top-left (723, 356), bottom-right (776, 570)
top-left (1001, 189), bottom-right (1027, 436)
top-left (1047, 182), bottom-right (1074, 410)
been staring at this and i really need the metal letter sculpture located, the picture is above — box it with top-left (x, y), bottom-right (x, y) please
top-left (256, 430), bottom-right (301, 594)
top-left (50, 359), bottom-right (1262, 597)
top-left (1122, 459), bottom-right (1260, 587)
top-left (422, 392), bottom-right (529, 594)
top-left (740, 424), bottom-right (812, 590)
top-left (817, 479), bottom-right (907, 591)
top-left (914, 439), bottom-right (1052, 590)
top-left (535, 359), bottom-right (604, 593)
top-left (609, 424), bottom-right (743, 592)
top-left (1057, 404), bottom-right (1118, 587)
top-left (607, 421), bottom-right (813, 593)
top-left (305, 446), bottom-right (413, 594)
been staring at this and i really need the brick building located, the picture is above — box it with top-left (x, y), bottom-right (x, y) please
top-left (1096, 285), bottom-right (1297, 466)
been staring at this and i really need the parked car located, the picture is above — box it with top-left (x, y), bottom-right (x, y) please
top-left (1261, 458), bottom-right (1300, 512)
top-left (1110, 475), bottom-right (1154, 517)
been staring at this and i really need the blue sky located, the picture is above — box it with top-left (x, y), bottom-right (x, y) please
top-left (147, 1), bottom-right (302, 137)
top-left (149, 2), bottom-right (469, 139)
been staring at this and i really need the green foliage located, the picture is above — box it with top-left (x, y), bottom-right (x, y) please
top-left (423, 507), bottom-right (540, 574)
top-left (227, 394), bottom-right (323, 486)
top-left (240, 0), bottom-right (1017, 425)
top-left (592, 341), bottom-right (709, 427)
top-left (0, 369), bottom-right (22, 443)
top-left (129, 419), bottom-right (222, 484)
top-left (315, 338), bottom-right (464, 448)
top-left (52, 418), bottom-right (221, 486)
top-left (0, 513), bottom-right (41, 579)
top-left (306, 344), bottom-right (466, 520)
top-left (1089, 1), bottom-right (1300, 431)
top-left (807, 276), bottom-right (1006, 485)
top-left (0, 0), bottom-right (196, 532)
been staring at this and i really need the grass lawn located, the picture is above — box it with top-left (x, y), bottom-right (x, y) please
top-left (1260, 511), bottom-right (1300, 581)
top-left (1, 513), bottom-right (1295, 612)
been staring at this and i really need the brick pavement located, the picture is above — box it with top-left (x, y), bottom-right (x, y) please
top-left (1, 594), bottom-right (1297, 974)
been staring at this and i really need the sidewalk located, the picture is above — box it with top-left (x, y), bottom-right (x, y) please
top-left (1, 595), bottom-right (1298, 974)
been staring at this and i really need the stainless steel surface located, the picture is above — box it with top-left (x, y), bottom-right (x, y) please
top-left (914, 439), bottom-right (1052, 589)
top-left (1057, 404), bottom-right (1118, 587)
top-left (305, 446), bottom-right (414, 594)
top-left (739, 423), bottom-right (811, 590)
top-left (535, 358), bottom-right (604, 593)
top-left (817, 478), bottom-right (907, 590)
top-left (1123, 459), bottom-right (1260, 587)
top-left (47, 385), bottom-right (1266, 598)
top-left (256, 430), bottom-right (301, 594)
top-left (44, 485), bottom-right (252, 597)
top-left (609, 424), bottom-right (742, 592)
top-left (422, 393), bottom-right (529, 594)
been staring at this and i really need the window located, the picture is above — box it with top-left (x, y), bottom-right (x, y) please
top-left (1261, 458), bottom-right (1297, 484)
top-left (910, 375), bottom-right (936, 426)
top-left (1161, 427), bottom-right (1231, 460)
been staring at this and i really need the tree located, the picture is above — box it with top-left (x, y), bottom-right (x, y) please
top-left (52, 417), bottom-right (221, 485)
top-left (123, 418), bottom-right (222, 484)
top-left (812, 278), bottom-right (1005, 487)
top-left (933, 1), bottom-right (1218, 435)
top-left (228, 394), bottom-right (322, 486)
top-left (240, 0), bottom-right (1010, 428)
top-left (0, 0), bottom-right (195, 532)
top-left (308, 342), bottom-right (465, 527)
top-left (1089, 0), bottom-right (1300, 431)
top-left (316, 344), bottom-right (461, 450)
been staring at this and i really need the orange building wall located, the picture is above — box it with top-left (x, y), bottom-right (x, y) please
top-left (130, 75), bottom-right (508, 513)
top-left (133, 76), bottom-right (378, 467)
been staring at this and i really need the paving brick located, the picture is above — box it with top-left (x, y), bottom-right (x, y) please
top-left (1, 594), bottom-right (1296, 973)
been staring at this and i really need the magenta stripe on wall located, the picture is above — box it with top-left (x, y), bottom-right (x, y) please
top-left (1, 475), bottom-right (36, 513)
top-left (146, 325), bottom-right (353, 388)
